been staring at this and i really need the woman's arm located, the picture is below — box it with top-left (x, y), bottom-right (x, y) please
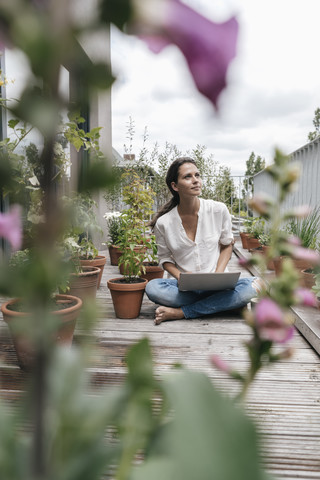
top-left (163, 261), bottom-right (182, 280)
top-left (215, 242), bottom-right (233, 273)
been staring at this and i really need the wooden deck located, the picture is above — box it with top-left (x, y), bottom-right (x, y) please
top-left (1, 243), bottom-right (320, 479)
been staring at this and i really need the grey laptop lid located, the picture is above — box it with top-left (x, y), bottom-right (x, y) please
top-left (178, 271), bottom-right (241, 291)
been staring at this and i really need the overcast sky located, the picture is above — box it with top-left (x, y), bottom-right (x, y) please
top-left (111, 0), bottom-right (320, 177)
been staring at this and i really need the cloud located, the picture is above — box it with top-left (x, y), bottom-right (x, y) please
top-left (111, 0), bottom-right (320, 177)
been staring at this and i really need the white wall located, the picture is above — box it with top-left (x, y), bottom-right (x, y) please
top-left (253, 138), bottom-right (320, 213)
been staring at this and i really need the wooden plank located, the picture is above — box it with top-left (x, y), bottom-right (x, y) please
top-left (1, 250), bottom-right (320, 480)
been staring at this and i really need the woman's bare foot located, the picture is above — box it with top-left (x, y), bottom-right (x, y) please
top-left (154, 306), bottom-right (185, 325)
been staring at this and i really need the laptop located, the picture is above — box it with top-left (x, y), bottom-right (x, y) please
top-left (178, 271), bottom-right (241, 291)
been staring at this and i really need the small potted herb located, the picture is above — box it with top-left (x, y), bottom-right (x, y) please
top-left (258, 232), bottom-right (274, 270)
top-left (140, 234), bottom-right (164, 281)
top-left (246, 217), bottom-right (265, 250)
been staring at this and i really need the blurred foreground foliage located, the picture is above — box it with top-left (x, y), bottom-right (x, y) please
top-left (0, 2), bottom-right (274, 479)
top-left (0, 338), bottom-right (267, 480)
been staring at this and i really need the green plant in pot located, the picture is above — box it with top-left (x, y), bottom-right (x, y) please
top-left (0, 247), bottom-right (82, 371)
top-left (284, 206), bottom-right (320, 279)
top-left (140, 233), bottom-right (164, 281)
top-left (287, 205), bottom-right (320, 250)
top-left (245, 217), bottom-right (265, 250)
top-left (107, 170), bottom-right (156, 319)
top-left (103, 211), bottom-right (125, 265)
top-left (258, 232), bottom-right (275, 270)
top-left (63, 192), bottom-right (106, 288)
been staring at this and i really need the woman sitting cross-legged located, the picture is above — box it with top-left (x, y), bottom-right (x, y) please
top-left (145, 157), bottom-right (263, 325)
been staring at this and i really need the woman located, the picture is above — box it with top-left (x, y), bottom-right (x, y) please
top-left (145, 157), bottom-right (262, 325)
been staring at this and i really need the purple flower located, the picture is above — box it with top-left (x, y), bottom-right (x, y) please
top-left (295, 288), bottom-right (318, 308)
top-left (210, 354), bottom-right (232, 374)
top-left (0, 205), bottom-right (22, 251)
top-left (136, 0), bottom-right (239, 108)
top-left (292, 247), bottom-right (320, 265)
top-left (254, 298), bottom-right (295, 344)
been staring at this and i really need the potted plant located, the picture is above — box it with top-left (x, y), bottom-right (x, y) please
top-left (287, 206), bottom-right (320, 250)
top-left (258, 232), bottom-right (274, 270)
top-left (63, 193), bottom-right (107, 288)
top-left (104, 211), bottom-right (125, 266)
top-left (107, 214), bottom-right (148, 319)
top-left (140, 233), bottom-right (164, 282)
top-left (1, 249), bottom-right (83, 371)
top-left (239, 218), bottom-right (253, 249)
top-left (286, 206), bottom-right (320, 273)
top-left (59, 237), bottom-right (100, 303)
top-left (0, 109), bottom-right (109, 372)
top-left (300, 262), bottom-right (320, 291)
top-left (107, 171), bottom-right (155, 319)
top-left (274, 207), bottom-right (320, 278)
top-left (245, 217), bottom-right (265, 251)
top-left (77, 236), bottom-right (106, 289)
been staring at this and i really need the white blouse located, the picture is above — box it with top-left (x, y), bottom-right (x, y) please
top-left (154, 198), bottom-right (234, 274)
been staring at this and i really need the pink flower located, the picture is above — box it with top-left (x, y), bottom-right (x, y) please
top-left (210, 354), bottom-right (232, 374)
top-left (287, 235), bottom-right (301, 247)
top-left (0, 205), bottom-right (22, 251)
top-left (135, 0), bottom-right (239, 108)
top-left (248, 194), bottom-right (273, 216)
top-left (254, 298), bottom-right (295, 344)
top-left (295, 288), bottom-right (318, 308)
top-left (292, 247), bottom-right (320, 265)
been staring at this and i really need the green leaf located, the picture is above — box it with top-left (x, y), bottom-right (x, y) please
top-left (8, 118), bottom-right (20, 129)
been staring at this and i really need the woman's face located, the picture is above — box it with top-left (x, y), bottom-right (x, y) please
top-left (171, 162), bottom-right (202, 197)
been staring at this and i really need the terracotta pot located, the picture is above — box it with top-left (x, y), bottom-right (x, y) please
top-left (109, 245), bottom-right (147, 268)
top-left (108, 245), bottom-right (122, 266)
top-left (1, 294), bottom-right (82, 371)
top-left (79, 255), bottom-right (106, 288)
top-left (246, 236), bottom-right (261, 251)
top-left (107, 277), bottom-right (148, 319)
top-left (140, 263), bottom-right (164, 282)
top-left (251, 246), bottom-right (263, 256)
top-left (273, 256), bottom-right (313, 284)
top-left (119, 261), bottom-right (164, 280)
top-left (68, 266), bottom-right (100, 302)
top-left (239, 232), bottom-right (250, 249)
top-left (300, 269), bottom-right (316, 290)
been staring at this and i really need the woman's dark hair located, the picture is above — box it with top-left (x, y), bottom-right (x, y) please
top-left (149, 157), bottom-right (197, 228)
